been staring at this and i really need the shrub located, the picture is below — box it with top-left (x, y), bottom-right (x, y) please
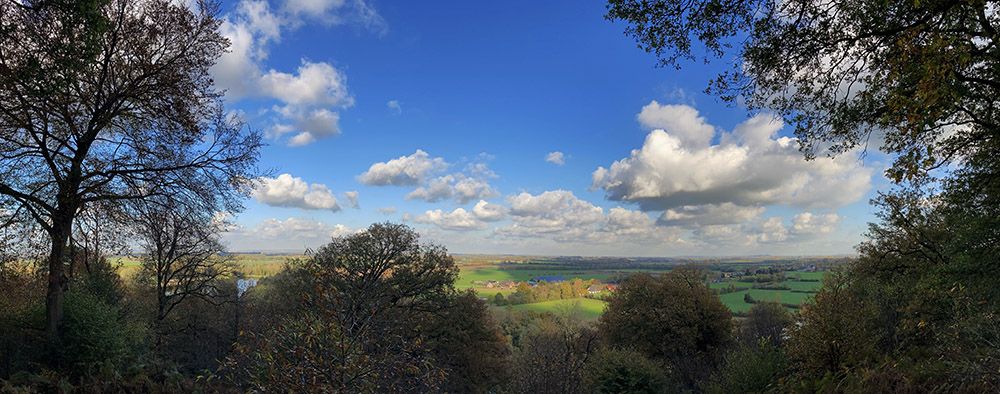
top-left (584, 348), bottom-right (673, 393)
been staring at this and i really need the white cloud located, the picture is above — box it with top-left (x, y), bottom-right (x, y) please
top-left (223, 217), bottom-right (348, 251)
top-left (252, 174), bottom-right (340, 211)
top-left (259, 61), bottom-right (352, 107)
top-left (691, 212), bottom-right (841, 247)
top-left (657, 203), bottom-right (765, 226)
top-left (343, 191), bottom-right (359, 209)
top-left (282, 0), bottom-right (387, 33)
top-left (406, 175), bottom-right (499, 204)
top-left (378, 206), bottom-right (398, 215)
top-left (791, 212), bottom-right (840, 235)
top-left (358, 150), bottom-right (448, 186)
top-left (751, 217), bottom-right (790, 243)
top-left (211, 0), bottom-right (383, 146)
top-left (414, 208), bottom-right (485, 231)
top-left (387, 100), bottom-right (402, 115)
top-left (545, 151), bottom-right (565, 166)
top-left (593, 104), bottom-right (872, 213)
top-left (406, 175), bottom-right (456, 202)
top-left (329, 223), bottom-right (357, 238)
top-left (472, 200), bottom-right (506, 222)
top-left (637, 101), bottom-right (715, 148)
top-left (496, 190), bottom-right (678, 244)
top-left (452, 177), bottom-right (499, 204)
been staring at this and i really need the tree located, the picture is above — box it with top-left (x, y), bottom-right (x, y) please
top-left (598, 269), bottom-right (732, 388)
top-left (785, 272), bottom-right (879, 378)
top-left (606, 0), bottom-right (1000, 183)
top-left (422, 291), bottom-right (512, 393)
top-left (0, 0), bottom-right (261, 340)
top-left (134, 198), bottom-right (232, 339)
top-left (706, 342), bottom-right (787, 394)
top-left (741, 302), bottom-right (793, 346)
top-left (224, 223), bottom-right (460, 391)
top-left (508, 317), bottom-right (599, 393)
top-left (583, 348), bottom-right (673, 394)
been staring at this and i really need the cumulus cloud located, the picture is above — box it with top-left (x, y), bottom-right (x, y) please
top-left (407, 175), bottom-right (500, 204)
top-left (211, 0), bottom-right (382, 146)
top-left (361, 154), bottom-right (500, 204)
top-left (657, 203), bottom-right (765, 226)
top-left (472, 200), bottom-right (506, 222)
top-left (377, 206), bottom-right (398, 215)
top-left (259, 61), bottom-right (352, 107)
top-left (593, 104), bottom-right (872, 219)
top-left (637, 101), bottom-right (715, 148)
top-left (358, 150), bottom-right (448, 186)
top-left (791, 212), bottom-right (840, 235)
top-left (693, 212), bottom-right (841, 246)
top-left (496, 190), bottom-right (678, 244)
top-left (414, 208), bottom-right (485, 231)
top-left (545, 151), bottom-right (565, 166)
top-left (406, 175), bottom-right (455, 202)
top-left (343, 191), bottom-right (359, 209)
top-left (252, 174), bottom-right (340, 211)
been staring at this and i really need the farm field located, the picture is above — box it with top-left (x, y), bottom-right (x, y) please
top-left (459, 261), bottom-right (833, 317)
top-left (112, 253), bottom-right (302, 278)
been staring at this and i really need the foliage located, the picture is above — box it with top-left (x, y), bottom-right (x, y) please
top-left (222, 223), bottom-right (472, 391)
top-left (500, 278), bottom-right (595, 305)
top-left (55, 289), bottom-right (145, 372)
top-left (421, 291), bottom-right (512, 393)
top-left (706, 342), bottom-right (787, 394)
top-left (598, 269), bottom-right (732, 388)
top-left (740, 302), bottom-right (793, 346)
top-left (507, 315), bottom-right (599, 393)
top-left (583, 348), bottom-right (673, 394)
top-left (607, 0), bottom-right (1000, 183)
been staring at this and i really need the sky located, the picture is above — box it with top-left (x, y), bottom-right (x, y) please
top-left (211, 0), bottom-right (894, 256)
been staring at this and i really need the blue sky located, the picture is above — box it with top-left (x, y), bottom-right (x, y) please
top-left (212, 0), bottom-right (892, 256)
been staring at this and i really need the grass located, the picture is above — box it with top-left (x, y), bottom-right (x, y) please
top-left (719, 289), bottom-right (814, 313)
top-left (507, 298), bottom-right (607, 320)
top-left (110, 253), bottom-right (303, 279)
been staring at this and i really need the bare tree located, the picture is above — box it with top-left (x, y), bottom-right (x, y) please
top-left (135, 198), bottom-right (232, 330)
top-left (0, 0), bottom-right (261, 340)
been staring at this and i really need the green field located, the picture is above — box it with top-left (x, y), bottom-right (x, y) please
top-left (112, 253), bottom-right (301, 279)
top-left (507, 298), bottom-right (607, 320)
top-left (718, 289), bottom-right (817, 313)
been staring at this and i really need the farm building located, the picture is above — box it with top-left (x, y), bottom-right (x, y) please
top-left (528, 275), bottom-right (566, 285)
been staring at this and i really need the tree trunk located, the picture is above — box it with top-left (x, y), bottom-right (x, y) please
top-left (44, 213), bottom-right (73, 342)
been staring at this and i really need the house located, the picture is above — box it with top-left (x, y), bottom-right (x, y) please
top-left (498, 280), bottom-right (516, 289)
top-left (587, 284), bottom-right (605, 294)
top-left (528, 275), bottom-right (566, 286)
top-left (605, 284), bottom-right (618, 292)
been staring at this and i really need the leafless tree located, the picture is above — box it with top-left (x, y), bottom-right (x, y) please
top-left (135, 198), bottom-right (232, 331)
top-left (0, 0), bottom-right (261, 340)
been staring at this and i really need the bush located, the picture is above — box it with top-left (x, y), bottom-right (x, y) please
top-left (706, 342), bottom-right (786, 393)
top-left (583, 348), bottom-right (673, 394)
top-left (57, 289), bottom-right (146, 370)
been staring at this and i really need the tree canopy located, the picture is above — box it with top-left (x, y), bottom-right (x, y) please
top-left (607, 0), bottom-right (1000, 182)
